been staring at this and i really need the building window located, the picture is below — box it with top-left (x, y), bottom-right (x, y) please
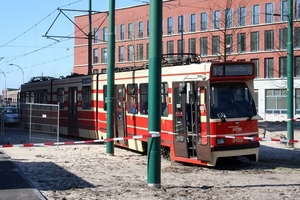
top-left (93, 69), bottom-right (98, 74)
top-left (265, 89), bottom-right (287, 115)
top-left (281, 0), bottom-right (288, 21)
top-left (93, 48), bottom-right (98, 64)
top-left (225, 9), bottom-right (233, 28)
top-left (252, 5), bottom-right (260, 25)
top-left (265, 30), bottom-right (274, 50)
top-left (128, 23), bottom-right (134, 39)
top-left (251, 32), bottom-right (259, 52)
top-left (212, 36), bottom-right (220, 55)
top-left (167, 41), bottom-right (174, 55)
top-left (137, 44), bottom-right (143, 60)
top-left (94, 28), bottom-right (99, 43)
top-left (57, 88), bottom-right (64, 109)
top-left (189, 14), bottom-right (196, 32)
top-left (280, 57), bottom-right (287, 78)
top-left (162, 19), bottom-right (164, 35)
top-left (82, 86), bottom-right (91, 109)
top-left (167, 17), bottom-right (174, 34)
top-left (200, 12), bottom-right (208, 31)
top-left (147, 21), bottom-right (150, 37)
top-left (101, 48), bottom-right (107, 63)
top-left (295, 56), bottom-right (300, 77)
top-left (265, 3), bottom-right (274, 23)
top-left (200, 37), bottom-right (208, 56)
top-left (296, 0), bottom-right (300, 19)
top-left (178, 15), bottom-right (184, 33)
top-left (250, 59), bottom-right (259, 78)
top-left (238, 7), bottom-right (246, 26)
top-left (213, 10), bottom-right (220, 29)
top-left (280, 28), bottom-right (288, 49)
top-left (128, 45), bottom-right (134, 61)
top-left (177, 39), bottom-right (184, 55)
top-left (238, 33), bottom-right (246, 53)
top-left (265, 58), bottom-right (274, 78)
top-left (189, 38), bottom-right (196, 54)
top-left (102, 27), bottom-right (107, 42)
top-left (119, 24), bottom-right (125, 40)
top-left (146, 43), bottom-right (149, 59)
top-left (119, 46), bottom-right (124, 62)
top-left (138, 22), bottom-right (143, 38)
top-left (295, 27), bottom-right (300, 48)
top-left (225, 35), bottom-right (232, 54)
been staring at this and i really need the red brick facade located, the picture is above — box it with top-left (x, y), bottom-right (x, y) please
top-left (74, 0), bottom-right (300, 78)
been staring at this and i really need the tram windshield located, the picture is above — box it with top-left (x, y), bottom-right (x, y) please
top-left (210, 82), bottom-right (257, 120)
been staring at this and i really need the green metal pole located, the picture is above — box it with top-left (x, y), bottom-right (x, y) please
top-left (287, 0), bottom-right (294, 148)
top-left (88, 0), bottom-right (93, 75)
top-left (147, 0), bottom-right (162, 188)
top-left (106, 0), bottom-right (115, 155)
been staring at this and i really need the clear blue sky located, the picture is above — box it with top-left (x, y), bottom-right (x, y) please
top-left (0, 0), bottom-right (143, 94)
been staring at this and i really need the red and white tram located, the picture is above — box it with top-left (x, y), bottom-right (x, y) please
top-left (20, 54), bottom-right (259, 166)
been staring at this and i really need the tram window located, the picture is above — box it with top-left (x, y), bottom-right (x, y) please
top-left (30, 91), bottom-right (35, 103)
top-left (140, 83), bottom-right (148, 115)
top-left (82, 86), bottom-right (91, 109)
top-left (103, 85), bottom-right (107, 111)
top-left (161, 82), bottom-right (169, 117)
top-left (41, 89), bottom-right (48, 103)
top-left (57, 88), bottom-right (64, 109)
top-left (127, 84), bottom-right (138, 114)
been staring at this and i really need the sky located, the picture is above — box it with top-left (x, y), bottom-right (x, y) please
top-left (0, 0), bottom-right (144, 94)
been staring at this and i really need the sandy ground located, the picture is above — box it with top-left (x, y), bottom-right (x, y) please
top-left (1, 121), bottom-right (300, 200)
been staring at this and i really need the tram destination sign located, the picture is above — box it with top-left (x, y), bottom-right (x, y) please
top-left (212, 64), bottom-right (254, 77)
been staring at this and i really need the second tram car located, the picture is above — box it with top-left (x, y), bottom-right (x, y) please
top-left (20, 54), bottom-right (259, 166)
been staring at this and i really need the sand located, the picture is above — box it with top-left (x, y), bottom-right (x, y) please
top-left (1, 121), bottom-right (300, 200)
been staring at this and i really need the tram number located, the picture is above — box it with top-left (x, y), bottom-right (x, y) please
top-left (232, 138), bottom-right (243, 143)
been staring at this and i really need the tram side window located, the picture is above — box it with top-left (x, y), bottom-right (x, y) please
top-left (30, 91), bottom-right (35, 103)
top-left (35, 90), bottom-right (41, 103)
top-left (127, 83), bottom-right (138, 114)
top-left (161, 82), bottom-right (169, 117)
top-left (57, 88), bottom-right (64, 109)
top-left (103, 85), bottom-right (107, 111)
top-left (41, 89), bottom-right (48, 103)
top-left (140, 83), bottom-right (148, 115)
top-left (82, 86), bottom-right (91, 109)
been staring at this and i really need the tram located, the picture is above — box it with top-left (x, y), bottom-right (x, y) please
top-left (20, 53), bottom-right (259, 166)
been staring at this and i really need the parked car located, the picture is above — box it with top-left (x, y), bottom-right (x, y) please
top-left (1, 107), bottom-right (19, 126)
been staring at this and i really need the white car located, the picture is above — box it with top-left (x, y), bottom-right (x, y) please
top-left (1, 107), bottom-right (19, 126)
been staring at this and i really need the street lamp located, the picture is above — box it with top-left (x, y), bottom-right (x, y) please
top-left (0, 69), bottom-right (7, 105)
top-left (9, 63), bottom-right (24, 84)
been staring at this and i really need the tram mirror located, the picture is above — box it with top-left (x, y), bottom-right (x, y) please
top-left (179, 83), bottom-right (186, 94)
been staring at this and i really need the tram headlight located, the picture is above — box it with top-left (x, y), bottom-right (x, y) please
top-left (216, 138), bottom-right (225, 145)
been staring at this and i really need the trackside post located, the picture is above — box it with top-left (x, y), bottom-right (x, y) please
top-left (147, 0), bottom-right (162, 189)
top-left (106, 0), bottom-right (115, 155)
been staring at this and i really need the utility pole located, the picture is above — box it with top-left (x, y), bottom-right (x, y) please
top-left (287, 0), bottom-right (294, 147)
top-left (106, 0), bottom-right (115, 155)
top-left (88, 0), bottom-right (93, 75)
top-left (147, 0), bottom-right (162, 188)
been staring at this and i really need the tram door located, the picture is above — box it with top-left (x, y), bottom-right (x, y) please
top-left (195, 81), bottom-right (212, 162)
top-left (115, 84), bottom-right (127, 145)
top-left (172, 82), bottom-right (188, 158)
top-left (68, 87), bottom-right (79, 136)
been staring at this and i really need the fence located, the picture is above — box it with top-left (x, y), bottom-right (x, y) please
top-left (21, 103), bottom-right (59, 143)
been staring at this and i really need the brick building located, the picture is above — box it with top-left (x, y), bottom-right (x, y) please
top-left (73, 0), bottom-right (300, 121)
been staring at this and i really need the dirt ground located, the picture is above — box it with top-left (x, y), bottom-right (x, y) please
top-left (1, 121), bottom-right (300, 200)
